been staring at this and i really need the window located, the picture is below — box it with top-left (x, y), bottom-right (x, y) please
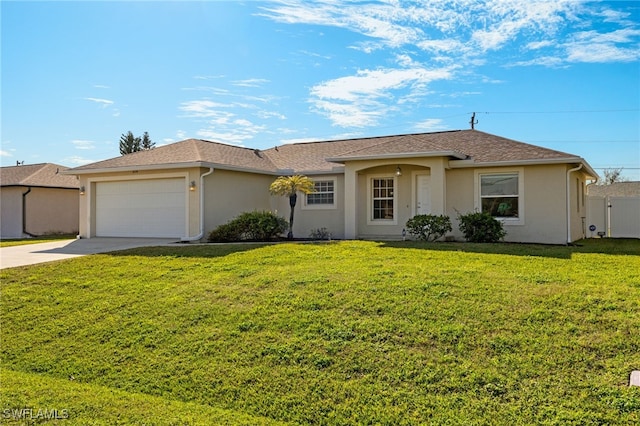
top-left (307, 180), bottom-right (334, 205)
top-left (303, 178), bottom-right (337, 210)
top-left (372, 177), bottom-right (395, 220)
top-left (480, 173), bottom-right (519, 218)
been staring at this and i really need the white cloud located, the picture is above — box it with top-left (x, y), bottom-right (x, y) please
top-left (64, 156), bottom-right (95, 166)
top-left (508, 56), bottom-right (567, 68)
top-left (257, 110), bottom-right (287, 120)
top-left (566, 43), bottom-right (639, 63)
top-left (259, 1), bottom-right (421, 49)
top-left (526, 40), bottom-right (554, 50)
top-left (193, 75), bottom-right (225, 80)
top-left (1, 150), bottom-right (12, 157)
top-left (260, 0), bottom-right (638, 70)
top-left (84, 97), bottom-right (113, 107)
top-left (309, 66), bottom-right (453, 127)
top-left (71, 140), bottom-right (95, 150)
top-left (414, 118), bottom-right (449, 132)
top-left (214, 1), bottom-right (640, 134)
top-left (179, 100), bottom-right (233, 118)
top-left (565, 29), bottom-right (640, 63)
top-left (259, 0), bottom-right (639, 129)
top-left (280, 137), bottom-right (324, 145)
top-left (232, 78), bottom-right (269, 87)
top-left (93, 84), bottom-right (110, 89)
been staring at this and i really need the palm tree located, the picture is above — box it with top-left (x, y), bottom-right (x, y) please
top-left (269, 175), bottom-right (315, 239)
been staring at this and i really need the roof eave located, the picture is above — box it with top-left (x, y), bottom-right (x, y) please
top-left (326, 151), bottom-right (467, 163)
top-left (0, 184), bottom-right (79, 190)
top-left (449, 157), bottom-right (599, 179)
top-left (63, 162), bottom-right (210, 175)
top-left (64, 161), bottom-right (282, 176)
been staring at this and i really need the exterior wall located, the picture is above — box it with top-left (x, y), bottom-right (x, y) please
top-left (77, 168), bottom-right (201, 238)
top-left (1, 187), bottom-right (24, 238)
top-left (1, 186), bottom-right (78, 237)
top-left (25, 187), bottom-right (79, 236)
top-left (444, 168), bottom-right (474, 237)
top-left (294, 174), bottom-right (345, 239)
top-left (568, 168), bottom-right (588, 242)
top-left (202, 169), bottom-right (274, 237)
top-left (445, 164), bottom-right (580, 244)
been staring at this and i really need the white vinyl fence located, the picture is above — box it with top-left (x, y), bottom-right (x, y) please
top-left (587, 196), bottom-right (640, 238)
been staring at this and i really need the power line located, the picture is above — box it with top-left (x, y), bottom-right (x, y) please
top-left (471, 109), bottom-right (639, 114)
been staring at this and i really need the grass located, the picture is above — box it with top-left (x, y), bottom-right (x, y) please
top-left (1, 239), bottom-right (639, 424)
top-left (0, 234), bottom-right (76, 248)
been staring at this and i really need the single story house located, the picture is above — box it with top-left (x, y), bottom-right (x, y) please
top-left (1, 163), bottom-right (80, 238)
top-left (66, 129), bottom-right (597, 244)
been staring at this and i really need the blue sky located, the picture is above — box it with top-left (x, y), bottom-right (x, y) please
top-left (2, 0), bottom-right (639, 180)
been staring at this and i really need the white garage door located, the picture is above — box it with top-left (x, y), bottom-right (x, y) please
top-left (96, 178), bottom-right (186, 238)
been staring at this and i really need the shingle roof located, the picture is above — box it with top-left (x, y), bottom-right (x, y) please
top-left (326, 130), bottom-right (578, 163)
top-left (67, 130), bottom-right (592, 176)
top-left (587, 182), bottom-right (640, 197)
top-left (1, 163), bottom-right (79, 189)
top-left (69, 139), bottom-right (279, 173)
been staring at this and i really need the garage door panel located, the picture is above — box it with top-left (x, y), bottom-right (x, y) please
top-left (96, 179), bottom-right (186, 238)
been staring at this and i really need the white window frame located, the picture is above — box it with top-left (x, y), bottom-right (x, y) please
top-left (474, 168), bottom-right (524, 226)
top-left (303, 178), bottom-right (337, 210)
top-left (367, 174), bottom-right (398, 225)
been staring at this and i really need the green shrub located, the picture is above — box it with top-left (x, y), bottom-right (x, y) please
top-left (208, 211), bottom-right (287, 242)
top-left (457, 211), bottom-right (506, 243)
top-left (405, 214), bottom-right (452, 242)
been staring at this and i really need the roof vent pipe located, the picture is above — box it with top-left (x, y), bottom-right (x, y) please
top-left (566, 164), bottom-right (583, 244)
top-left (181, 167), bottom-right (214, 242)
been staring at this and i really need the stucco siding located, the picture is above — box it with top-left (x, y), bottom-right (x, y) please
top-left (445, 165), bottom-right (575, 244)
top-left (1, 187), bottom-right (24, 238)
top-left (1, 186), bottom-right (78, 237)
top-left (294, 174), bottom-right (345, 239)
top-left (25, 187), bottom-right (79, 235)
top-left (203, 169), bottom-right (274, 237)
top-left (513, 165), bottom-right (567, 244)
top-left (444, 168), bottom-right (475, 240)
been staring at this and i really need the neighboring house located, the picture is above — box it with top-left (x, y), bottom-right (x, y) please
top-left (586, 181), bottom-right (640, 239)
top-left (1, 163), bottom-right (80, 238)
top-left (66, 130), bottom-right (597, 244)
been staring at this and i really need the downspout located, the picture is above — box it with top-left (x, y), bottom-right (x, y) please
top-left (181, 167), bottom-right (214, 242)
top-left (566, 164), bottom-right (583, 244)
top-left (22, 187), bottom-right (36, 237)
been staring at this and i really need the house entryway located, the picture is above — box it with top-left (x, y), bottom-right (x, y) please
top-left (415, 174), bottom-right (431, 215)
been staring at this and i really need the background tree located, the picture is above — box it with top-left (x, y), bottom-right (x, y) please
top-left (269, 175), bottom-right (315, 239)
top-left (119, 131), bottom-right (141, 155)
top-left (141, 131), bottom-right (155, 150)
top-left (599, 167), bottom-right (627, 185)
top-left (119, 131), bottom-right (154, 155)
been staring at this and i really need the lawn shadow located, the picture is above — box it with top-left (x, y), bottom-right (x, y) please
top-left (102, 242), bottom-right (274, 260)
top-left (379, 238), bottom-right (640, 259)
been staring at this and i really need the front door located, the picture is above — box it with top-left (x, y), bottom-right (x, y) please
top-left (416, 174), bottom-right (431, 215)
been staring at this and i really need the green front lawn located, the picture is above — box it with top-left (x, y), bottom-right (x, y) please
top-left (1, 240), bottom-right (639, 424)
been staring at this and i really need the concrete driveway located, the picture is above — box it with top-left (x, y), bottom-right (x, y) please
top-left (0, 238), bottom-right (179, 269)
